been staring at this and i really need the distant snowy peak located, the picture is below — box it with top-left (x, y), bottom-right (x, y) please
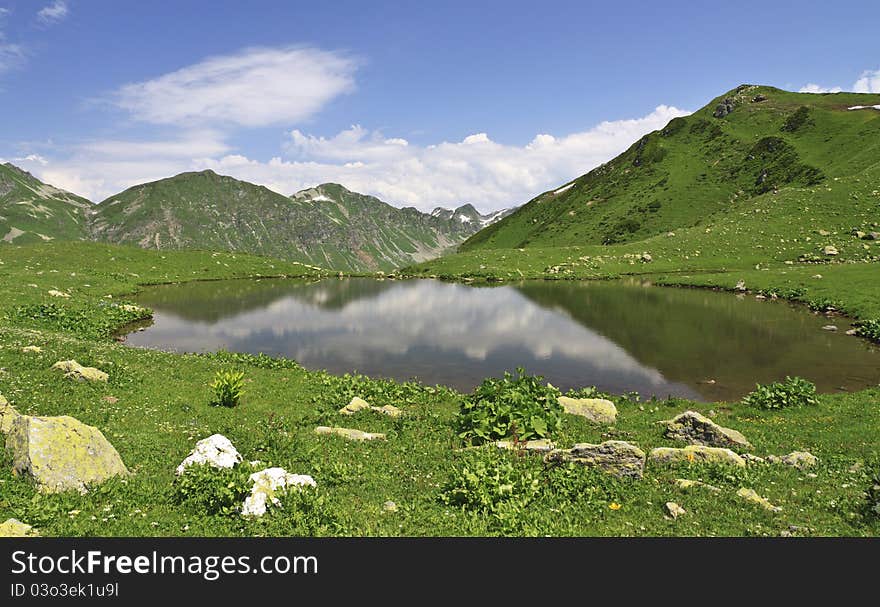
top-left (431, 203), bottom-right (516, 227)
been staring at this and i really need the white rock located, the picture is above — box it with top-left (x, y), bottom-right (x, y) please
top-left (241, 467), bottom-right (316, 517)
top-left (175, 434), bottom-right (242, 475)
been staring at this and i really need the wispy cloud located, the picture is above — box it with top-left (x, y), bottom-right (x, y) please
top-left (0, 6), bottom-right (25, 75)
top-left (112, 46), bottom-right (358, 128)
top-left (798, 83), bottom-right (842, 94)
top-left (20, 105), bottom-right (689, 207)
top-left (37, 1), bottom-right (69, 26)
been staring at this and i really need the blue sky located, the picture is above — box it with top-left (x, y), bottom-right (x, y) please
top-left (1, 0), bottom-right (878, 210)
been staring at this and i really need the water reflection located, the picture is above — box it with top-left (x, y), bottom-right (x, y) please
top-left (126, 278), bottom-right (880, 400)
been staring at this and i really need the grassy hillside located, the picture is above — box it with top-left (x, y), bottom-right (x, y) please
top-left (460, 85), bottom-right (880, 251)
top-left (89, 172), bottom-right (493, 272)
top-left (0, 163), bottom-right (92, 244)
top-left (0, 242), bottom-right (878, 537)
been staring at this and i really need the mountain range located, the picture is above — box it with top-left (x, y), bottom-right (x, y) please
top-left (5, 84), bottom-right (880, 274)
top-left (1, 167), bottom-right (514, 271)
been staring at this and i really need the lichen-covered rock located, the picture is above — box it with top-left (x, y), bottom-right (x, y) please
top-left (0, 394), bottom-right (22, 434)
top-left (494, 439), bottom-right (555, 453)
top-left (665, 502), bottom-right (686, 519)
top-left (175, 434), bottom-right (242, 475)
top-left (736, 487), bottom-right (782, 512)
top-left (22, 346), bottom-right (43, 354)
top-left (742, 454), bottom-right (766, 465)
top-left (662, 411), bottom-right (751, 449)
top-left (48, 289), bottom-right (70, 298)
top-left (6, 414), bottom-right (127, 493)
top-left (315, 426), bottom-right (386, 441)
top-left (339, 397), bottom-right (403, 418)
top-left (674, 478), bottom-right (721, 492)
top-left (544, 440), bottom-right (646, 478)
top-left (557, 396), bottom-right (617, 424)
top-left (822, 245), bottom-right (839, 256)
top-left (339, 397), bottom-right (371, 415)
top-left (649, 445), bottom-right (746, 467)
top-left (51, 360), bottom-right (108, 383)
top-left (241, 467), bottom-right (316, 518)
top-left (0, 518), bottom-right (39, 537)
top-left (373, 404), bottom-right (402, 418)
top-left (383, 500), bottom-right (398, 513)
top-left (768, 451), bottom-right (819, 470)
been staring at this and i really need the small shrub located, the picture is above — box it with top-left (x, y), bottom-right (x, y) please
top-left (855, 319), bottom-right (880, 342)
top-left (457, 368), bottom-right (562, 445)
top-left (742, 376), bottom-right (819, 409)
top-left (173, 463), bottom-right (254, 516)
top-left (781, 106), bottom-right (813, 133)
top-left (806, 297), bottom-right (842, 312)
top-left (210, 370), bottom-right (245, 407)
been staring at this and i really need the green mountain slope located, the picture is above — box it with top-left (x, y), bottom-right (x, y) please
top-left (461, 85), bottom-right (880, 252)
top-left (0, 163), bottom-right (92, 244)
top-left (89, 172), bottom-right (495, 272)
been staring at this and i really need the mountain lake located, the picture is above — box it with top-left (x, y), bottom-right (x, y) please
top-left (123, 277), bottom-right (880, 401)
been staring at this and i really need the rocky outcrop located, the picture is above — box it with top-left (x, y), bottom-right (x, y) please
top-left (649, 445), bottom-right (746, 467)
top-left (661, 411), bottom-right (751, 449)
top-left (5, 413), bottom-right (128, 493)
top-left (713, 97), bottom-right (736, 118)
top-left (175, 434), bottom-right (242, 475)
top-left (557, 396), bottom-right (617, 424)
top-left (544, 440), bottom-right (646, 478)
top-left (315, 426), bottom-right (386, 441)
top-left (241, 467), bottom-right (316, 518)
top-left (51, 360), bottom-right (108, 382)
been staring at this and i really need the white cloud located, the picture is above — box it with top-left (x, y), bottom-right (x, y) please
top-left (23, 103), bottom-right (686, 208)
top-left (800, 68), bottom-right (880, 94)
top-left (37, 1), bottom-right (69, 25)
top-left (206, 105), bottom-right (690, 211)
top-left (799, 83), bottom-right (842, 94)
top-left (112, 46), bottom-right (358, 128)
top-left (853, 69), bottom-right (880, 93)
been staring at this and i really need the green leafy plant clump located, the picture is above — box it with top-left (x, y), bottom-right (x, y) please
top-left (173, 463), bottom-right (255, 516)
top-left (742, 376), bottom-right (820, 410)
top-left (456, 367), bottom-right (563, 445)
top-left (210, 370), bottom-right (246, 408)
top-left (440, 450), bottom-right (539, 514)
top-left (855, 319), bottom-right (880, 342)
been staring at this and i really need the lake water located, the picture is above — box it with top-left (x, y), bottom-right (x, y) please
top-left (125, 277), bottom-right (880, 401)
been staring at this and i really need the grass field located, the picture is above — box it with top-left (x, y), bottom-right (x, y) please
top-left (1, 242), bottom-right (878, 537)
